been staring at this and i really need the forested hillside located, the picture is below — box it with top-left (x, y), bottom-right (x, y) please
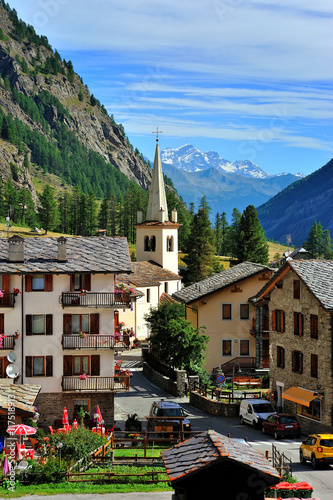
top-left (257, 158), bottom-right (333, 246)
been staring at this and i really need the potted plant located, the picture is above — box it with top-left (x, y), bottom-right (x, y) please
top-left (80, 289), bottom-right (87, 296)
top-left (12, 288), bottom-right (20, 296)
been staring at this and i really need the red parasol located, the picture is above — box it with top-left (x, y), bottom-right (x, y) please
top-left (94, 405), bottom-right (103, 424)
top-left (72, 419), bottom-right (78, 429)
top-left (15, 440), bottom-right (22, 461)
top-left (6, 424), bottom-right (37, 445)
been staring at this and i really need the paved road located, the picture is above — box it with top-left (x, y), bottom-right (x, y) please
top-left (114, 351), bottom-right (333, 500)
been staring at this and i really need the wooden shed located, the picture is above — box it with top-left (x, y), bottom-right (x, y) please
top-left (162, 430), bottom-right (281, 500)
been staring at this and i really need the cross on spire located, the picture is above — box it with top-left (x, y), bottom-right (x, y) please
top-left (152, 127), bottom-right (163, 142)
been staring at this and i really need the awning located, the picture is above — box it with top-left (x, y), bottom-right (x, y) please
top-left (282, 387), bottom-right (317, 407)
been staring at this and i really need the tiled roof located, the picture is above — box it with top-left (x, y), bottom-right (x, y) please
top-left (253, 260), bottom-right (333, 311)
top-left (172, 262), bottom-right (271, 304)
top-left (117, 261), bottom-right (181, 287)
top-left (159, 292), bottom-right (177, 305)
top-left (0, 384), bottom-right (41, 416)
top-left (0, 237), bottom-right (132, 274)
top-left (162, 430), bottom-right (280, 483)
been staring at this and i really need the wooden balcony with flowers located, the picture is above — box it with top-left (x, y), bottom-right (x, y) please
top-left (62, 333), bottom-right (116, 350)
top-left (0, 289), bottom-right (19, 308)
top-left (61, 373), bottom-right (131, 392)
top-left (60, 290), bottom-right (132, 308)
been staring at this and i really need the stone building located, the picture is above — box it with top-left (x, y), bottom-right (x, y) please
top-left (252, 260), bottom-right (333, 434)
top-left (0, 235), bottom-right (133, 429)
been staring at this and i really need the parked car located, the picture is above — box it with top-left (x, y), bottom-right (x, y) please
top-left (261, 414), bottom-right (301, 439)
top-left (147, 399), bottom-right (191, 435)
top-left (239, 398), bottom-right (276, 429)
top-left (300, 434), bottom-right (333, 469)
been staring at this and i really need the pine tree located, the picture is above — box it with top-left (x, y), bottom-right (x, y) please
top-left (38, 184), bottom-right (59, 234)
top-left (235, 205), bottom-right (269, 264)
top-left (227, 207), bottom-right (242, 258)
top-left (182, 200), bottom-right (218, 285)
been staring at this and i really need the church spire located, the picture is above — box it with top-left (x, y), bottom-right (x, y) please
top-left (146, 130), bottom-right (168, 222)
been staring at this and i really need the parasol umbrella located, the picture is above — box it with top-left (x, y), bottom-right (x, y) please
top-left (94, 405), bottom-right (104, 433)
top-left (3, 455), bottom-right (10, 475)
top-left (62, 407), bottom-right (69, 429)
top-left (6, 423), bottom-right (37, 445)
top-left (72, 419), bottom-right (78, 429)
top-left (15, 440), bottom-right (22, 461)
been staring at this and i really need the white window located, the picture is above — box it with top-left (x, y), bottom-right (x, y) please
top-left (221, 303), bottom-right (232, 320)
top-left (32, 275), bottom-right (45, 290)
top-left (239, 303), bottom-right (250, 320)
top-left (32, 315), bottom-right (45, 335)
top-left (239, 339), bottom-right (250, 356)
top-left (222, 339), bottom-right (232, 356)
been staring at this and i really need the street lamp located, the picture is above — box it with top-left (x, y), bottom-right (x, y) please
top-left (231, 362), bottom-right (241, 402)
top-left (56, 441), bottom-right (63, 469)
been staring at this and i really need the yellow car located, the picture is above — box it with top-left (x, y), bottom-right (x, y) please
top-left (300, 434), bottom-right (333, 469)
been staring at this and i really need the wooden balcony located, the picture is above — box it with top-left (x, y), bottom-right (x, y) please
top-left (60, 292), bottom-right (131, 308)
top-left (62, 375), bottom-right (131, 392)
top-left (0, 293), bottom-right (16, 308)
top-left (62, 334), bottom-right (115, 350)
top-left (0, 335), bottom-right (16, 350)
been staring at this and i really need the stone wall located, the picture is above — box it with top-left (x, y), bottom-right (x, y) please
top-left (269, 271), bottom-right (333, 433)
top-left (36, 392), bottom-right (114, 430)
top-left (143, 362), bottom-right (186, 397)
top-left (190, 391), bottom-right (240, 417)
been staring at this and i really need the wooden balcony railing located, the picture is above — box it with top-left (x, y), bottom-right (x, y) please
top-left (60, 292), bottom-right (131, 308)
top-left (0, 335), bottom-right (16, 350)
top-left (62, 375), bottom-right (131, 392)
top-left (0, 293), bottom-right (16, 308)
top-left (62, 335), bottom-right (115, 350)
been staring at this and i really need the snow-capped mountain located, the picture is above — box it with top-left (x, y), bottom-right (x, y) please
top-left (161, 144), bottom-right (303, 180)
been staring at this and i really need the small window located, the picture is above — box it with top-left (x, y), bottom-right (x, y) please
top-left (310, 314), bottom-right (318, 339)
top-left (239, 303), bottom-right (250, 320)
top-left (32, 275), bottom-right (45, 291)
top-left (73, 356), bottom-right (89, 375)
top-left (294, 312), bottom-right (303, 336)
top-left (32, 315), bottom-right (45, 335)
top-left (301, 399), bottom-right (321, 420)
top-left (222, 339), bottom-right (232, 356)
top-left (73, 399), bottom-right (90, 419)
top-left (272, 309), bottom-right (285, 332)
top-left (164, 282), bottom-right (168, 294)
top-left (277, 346), bottom-right (285, 368)
top-left (26, 355), bottom-right (53, 377)
top-left (239, 339), bottom-right (250, 356)
top-left (292, 350), bottom-right (303, 374)
top-left (311, 354), bottom-right (318, 378)
top-left (33, 357), bottom-right (44, 376)
top-left (222, 304), bottom-right (232, 320)
top-left (146, 289), bottom-right (150, 303)
top-left (293, 279), bottom-right (300, 299)
top-left (72, 314), bottom-right (89, 333)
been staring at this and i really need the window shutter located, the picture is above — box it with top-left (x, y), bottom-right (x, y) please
top-left (26, 315), bottom-right (32, 336)
top-left (272, 310), bottom-right (276, 331)
top-left (299, 352), bottom-right (303, 374)
top-left (293, 312), bottom-right (297, 334)
top-left (63, 355), bottom-right (73, 376)
top-left (2, 275), bottom-right (10, 292)
top-left (91, 355), bottom-right (100, 376)
top-left (281, 311), bottom-right (285, 332)
top-left (291, 351), bottom-right (295, 371)
top-left (45, 274), bottom-right (53, 291)
top-left (90, 313), bottom-right (99, 334)
top-left (46, 314), bottom-right (53, 335)
top-left (3, 356), bottom-right (10, 373)
top-left (46, 356), bottom-right (53, 377)
top-left (84, 274), bottom-right (91, 291)
top-left (0, 314), bottom-right (4, 335)
top-left (26, 356), bottom-right (32, 377)
top-left (70, 274), bottom-right (75, 292)
top-left (63, 314), bottom-right (72, 335)
top-left (25, 275), bottom-right (32, 292)
top-left (299, 314), bottom-right (303, 336)
top-left (282, 348), bottom-right (285, 368)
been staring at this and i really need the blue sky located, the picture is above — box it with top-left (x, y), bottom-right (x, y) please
top-left (8, 0), bottom-right (333, 176)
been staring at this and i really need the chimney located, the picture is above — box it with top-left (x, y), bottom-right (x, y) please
top-left (137, 210), bottom-right (143, 224)
top-left (8, 235), bottom-right (24, 262)
top-left (172, 207), bottom-right (178, 223)
top-left (57, 237), bottom-right (67, 261)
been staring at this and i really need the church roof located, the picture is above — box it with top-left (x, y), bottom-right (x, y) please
top-left (146, 141), bottom-right (168, 222)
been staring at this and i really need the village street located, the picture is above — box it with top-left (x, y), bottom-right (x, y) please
top-left (114, 350), bottom-right (333, 500)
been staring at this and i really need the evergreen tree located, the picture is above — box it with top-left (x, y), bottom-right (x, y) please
top-left (182, 199), bottom-right (219, 285)
top-left (235, 205), bottom-right (269, 264)
top-left (322, 230), bottom-right (333, 259)
top-left (304, 220), bottom-right (324, 258)
top-left (227, 207), bottom-right (242, 258)
top-left (38, 184), bottom-right (59, 234)
top-left (220, 211), bottom-right (230, 256)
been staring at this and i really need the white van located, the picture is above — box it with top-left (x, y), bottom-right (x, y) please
top-left (239, 399), bottom-right (276, 429)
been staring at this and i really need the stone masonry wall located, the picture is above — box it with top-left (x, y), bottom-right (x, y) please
top-left (36, 392), bottom-right (115, 430)
top-left (269, 271), bottom-right (333, 434)
top-left (143, 362), bottom-right (186, 397)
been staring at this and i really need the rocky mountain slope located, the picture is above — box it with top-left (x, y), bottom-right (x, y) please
top-left (0, 4), bottom-right (152, 203)
top-left (256, 158), bottom-right (333, 246)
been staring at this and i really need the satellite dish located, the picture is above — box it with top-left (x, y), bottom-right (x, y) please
top-left (6, 363), bottom-right (19, 378)
top-left (7, 352), bottom-right (17, 363)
